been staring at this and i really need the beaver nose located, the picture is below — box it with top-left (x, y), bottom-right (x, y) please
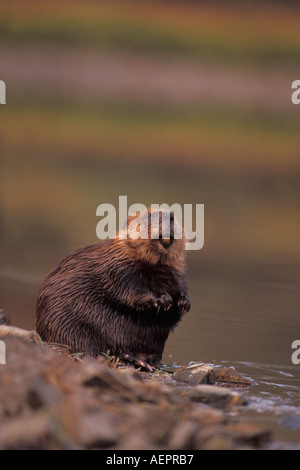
top-left (159, 237), bottom-right (174, 249)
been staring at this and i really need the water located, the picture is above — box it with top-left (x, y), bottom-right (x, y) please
top-left (164, 259), bottom-right (300, 448)
top-left (162, 359), bottom-right (300, 448)
top-left (1, 253), bottom-right (300, 448)
top-left (231, 361), bottom-right (300, 448)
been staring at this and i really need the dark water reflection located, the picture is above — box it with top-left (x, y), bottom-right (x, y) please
top-left (2, 249), bottom-right (299, 367)
top-left (166, 258), bottom-right (300, 367)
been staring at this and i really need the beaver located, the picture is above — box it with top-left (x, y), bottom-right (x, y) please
top-left (36, 208), bottom-right (191, 370)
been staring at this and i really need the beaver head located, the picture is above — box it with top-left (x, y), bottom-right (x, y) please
top-left (117, 208), bottom-right (186, 267)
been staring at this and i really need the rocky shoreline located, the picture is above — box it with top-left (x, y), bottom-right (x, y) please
top-left (0, 325), bottom-right (272, 450)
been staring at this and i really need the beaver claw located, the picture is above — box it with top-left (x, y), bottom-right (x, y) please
top-left (143, 293), bottom-right (173, 312)
top-left (120, 353), bottom-right (155, 372)
top-left (177, 295), bottom-right (191, 314)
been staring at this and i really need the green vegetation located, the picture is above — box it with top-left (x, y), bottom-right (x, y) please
top-left (1, 1), bottom-right (300, 65)
top-left (1, 0), bottom-right (300, 267)
top-left (3, 99), bottom-right (300, 171)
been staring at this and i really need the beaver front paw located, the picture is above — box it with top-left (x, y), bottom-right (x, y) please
top-left (120, 353), bottom-right (155, 372)
top-left (177, 294), bottom-right (191, 314)
top-left (143, 293), bottom-right (173, 312)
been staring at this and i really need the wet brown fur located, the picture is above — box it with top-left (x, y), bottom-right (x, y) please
top-left (36, 209), bottom-right (190, 367)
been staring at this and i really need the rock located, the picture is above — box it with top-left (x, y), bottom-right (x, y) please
top-left (182, 384), bottom-right (248, 407)
top-left (214, 367), bottom-right (252, 386)
top-left (0, 332), bottom-right (272, 450)
top-left (223, 421), bottom-right (272, 448)
top-left (0, 324), bottom-right (41, 344)
top-left (0, 309), bottom-right (9, 325)
top-left (195, 424), bottom-right (237, 450)
top-left (280, 414), bottom-right (300, 430)
top-left (168, 421), bottom-right (200, 449)
top-left (0, 412), bottom-right (76, 450)
top-left (172, 362), bottom-right (251, 387)
top-left (194, 419), bottom-right (272, 450)
top-left (75, 411), bottom-right (118, 449)
top-left (173, 362), bottom-right (215, 385)
top-left (26, 374), bottom-right (63, 411)
top-left (190, 404), bottom-right (226, 426)
top-left (81, 362), bottom-right (159, 404)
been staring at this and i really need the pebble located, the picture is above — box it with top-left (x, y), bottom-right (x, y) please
top-left (173, 362), bottom-right (215, 384)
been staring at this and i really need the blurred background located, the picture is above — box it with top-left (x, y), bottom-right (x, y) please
top-left (1, 0), bottom-right (300, 367)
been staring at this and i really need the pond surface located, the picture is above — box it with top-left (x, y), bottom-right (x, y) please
top-left (1, 250), bottom-right (299, 448)
top-left (229, 361), bottom-right (300, 448)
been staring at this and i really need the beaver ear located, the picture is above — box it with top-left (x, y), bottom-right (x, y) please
top-left (126, 213), bottom-right (142, 236)
top-left (126, 214), bottom-right (138, 226)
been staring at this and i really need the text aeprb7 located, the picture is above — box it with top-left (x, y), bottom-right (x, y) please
top-left (291, 80), bottom-right (300, 105)
top-left (0, 80), bottom-right (6, 104)
top-left (0, 340), bottom-right (6, 365)
top-left (291, 340), bottom-right (300, 365)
